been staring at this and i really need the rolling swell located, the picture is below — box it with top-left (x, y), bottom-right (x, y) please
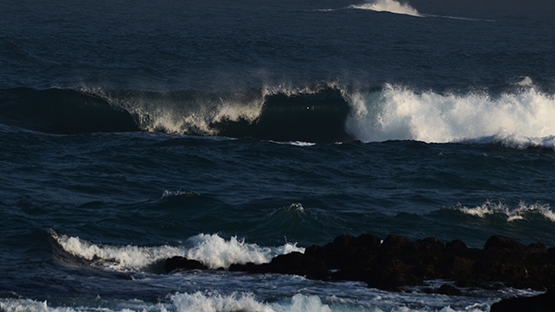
top-left (0, 88), bottom-right (139, 134)
top-left (0, 87), bottom-right (353, 142)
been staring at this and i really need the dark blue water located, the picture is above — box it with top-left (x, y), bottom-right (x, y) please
top-left (1, 0), bottom-right (555, 311)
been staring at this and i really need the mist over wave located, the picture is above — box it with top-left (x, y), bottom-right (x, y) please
top-left (348, 0), bottom-right (421, 17)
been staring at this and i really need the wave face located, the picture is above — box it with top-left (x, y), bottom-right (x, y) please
top-left (0, 88), bottom-right (139, 134)
top-left (348, 0), bottom-right (422, 17)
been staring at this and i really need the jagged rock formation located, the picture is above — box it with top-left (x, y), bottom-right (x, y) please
top-left (165, 234), bottom-right (555, 293)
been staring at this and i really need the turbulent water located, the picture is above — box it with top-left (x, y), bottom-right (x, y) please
top-left (1, 0), bottom-right (555, 311)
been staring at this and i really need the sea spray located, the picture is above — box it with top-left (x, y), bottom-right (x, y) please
top-left (345, 84), bottom-right (555, 146)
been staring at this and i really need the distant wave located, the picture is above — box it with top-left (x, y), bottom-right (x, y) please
top-left (348, 0), bottom-right (421, 17)
top-left (49, 230), bottom-right (303, 272)
top-left (1, 80), bottom-right (554, 148)
top-left (448, 200), bottom-right (555, 222)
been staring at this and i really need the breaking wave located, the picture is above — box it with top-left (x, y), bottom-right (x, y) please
top-left (0, 293), bottom-right (336, 312)
top-left (1, 79), bottom-right (554, 148)
top-left (345, 82), bottom-right (555, 149)
top-left (450, 200), bottom-right (555, 222)
top-left (49, 230), bottom-right (303, 272)
top-left (348, 0), bottom-right (422, 17)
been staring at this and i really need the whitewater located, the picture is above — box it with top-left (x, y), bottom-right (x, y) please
top-left (78, 81), bottom-right (555, 148)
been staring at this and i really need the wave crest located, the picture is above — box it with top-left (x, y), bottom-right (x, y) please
top-left (451, 200), bottom-right (555, 222)
top-left (348, 0), bottom-right (421, 17)
top-left (346, 84), bottom-right (555, 148)
top-left (49, 230), bottom-right (303, 272)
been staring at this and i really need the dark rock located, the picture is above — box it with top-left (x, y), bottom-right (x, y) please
top-left (380, 235), bottom-right (411, 256)
top-left (165, 256), bottom-right (207, 272)
top-left (445, 239), bottom-right (467, 254)
top-left (490, 288), bottom-right (555, 312)
top-left (305, 234), bottom-right (381, 269)
top-left (438, 284), bottom-right (461, 296)
top-left (527, 242), bottom-right (547, 253)
top-left (484, 236), bottom-right (526, 253)
top-left (230, 252), bottom-right (329, 280)
top-left (164, 234), bottom-right (555, 293)
top-left (413, 237), bottom-right (444, 252)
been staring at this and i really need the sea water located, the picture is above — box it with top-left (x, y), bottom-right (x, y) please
top-left (1, 0), bottom-right (554, 311)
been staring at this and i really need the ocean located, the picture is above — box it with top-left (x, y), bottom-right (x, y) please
top-left (1, 0), bottom-right (555, 311)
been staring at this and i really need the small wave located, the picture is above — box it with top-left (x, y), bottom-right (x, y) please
top-left (49, 230), bottom-right (303, 272)
top-left (0, 293), bottom-right (334, 312)
top-left (451, 200), bottom-right (555, 222)
top-left (515, 76), bottom-right (534, 87)
top-left (161, 189), bottom-right (199, 198)
top-left (348, 0), bottom-right (422, 17)
top-left (170, 291), bottom-right (274, 312)
top-left (183, 234), bottom-right (304, 269)
top-left (50, 229), bottom-right (184, 272)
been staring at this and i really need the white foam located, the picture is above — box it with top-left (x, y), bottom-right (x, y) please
top-left (348, 0), bottom-right (422, 17)
top-left (50, 230), bottom-right (185, 272)
top-left (50, 230), bottom-right (303, 272)
top-left (0, 293), bottom-right (336, 312)
top-left (80, 87), bottom-right (264, 136)
top-left (170, 291), bottom-right (273, 312)
top-left (171, 292), bottom-right (335, 312)
top-left (0, 299), bottom-right (73, 312)
top-left (516, 76), bottom-right (534, 87)
top-left (346, 84), bottom-right (555, 148)
top-left (184, 233), bottom-right (304, 269)
top-left (452, 200), bottom-right (555, 222)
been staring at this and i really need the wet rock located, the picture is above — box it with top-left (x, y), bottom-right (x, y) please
top-left (438, 284), bottom-right (461, 296)
top-left (445, 239), bottom-right (467, 254)
top-left (484, 236), bottom-right (526, 253)
top-left (490, 288), bottom-right (555, 312)
top-left (165, 256), bottom-right (207, 272)
top-left (165, 234), bottom-right (555, 293)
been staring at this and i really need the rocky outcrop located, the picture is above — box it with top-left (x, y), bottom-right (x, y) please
top-left (165, 234), bottom-right (555, 292)
top-left (490, 288), bottom-right (555, 312)
top-left (165, 256), bottom-right (207, 272)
